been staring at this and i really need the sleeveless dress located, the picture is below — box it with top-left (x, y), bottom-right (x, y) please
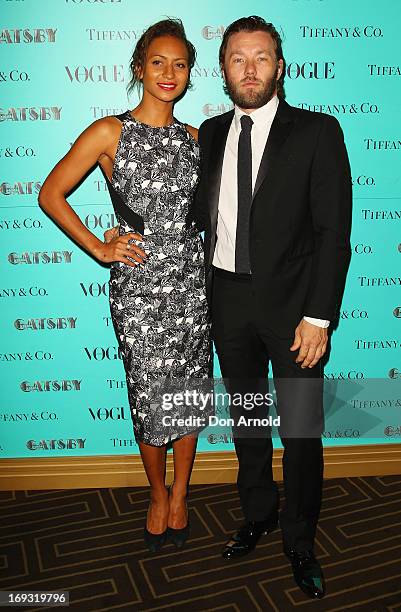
top-left (106, 111), bottom-right (213, 446)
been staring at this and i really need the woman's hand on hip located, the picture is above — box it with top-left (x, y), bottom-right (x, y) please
top-left (95, 231), bottom-right (147, 267)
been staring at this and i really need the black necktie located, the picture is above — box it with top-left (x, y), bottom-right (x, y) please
top-left (235, 114), bottom-right (253, 274)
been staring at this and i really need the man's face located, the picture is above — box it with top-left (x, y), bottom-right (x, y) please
top-left (221, 30), bottom-right (283, 111)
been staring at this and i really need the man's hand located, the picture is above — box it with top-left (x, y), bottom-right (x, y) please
top-left (290, 319), bottom-right (328, 368)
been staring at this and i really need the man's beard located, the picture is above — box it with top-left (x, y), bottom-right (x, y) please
top-left (224, 65), bottom-right (278, 109)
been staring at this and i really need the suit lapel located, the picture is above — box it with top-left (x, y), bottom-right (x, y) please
top-left (252, 99), bottom-right (295, 201)
top-left (208, 111), bottom-right (233, 231)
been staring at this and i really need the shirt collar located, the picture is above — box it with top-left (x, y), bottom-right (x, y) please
top-left (234, 95), bottom-right (279, 133)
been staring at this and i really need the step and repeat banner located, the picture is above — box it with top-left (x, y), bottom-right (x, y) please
top-left (1, 0), bottom-right (400, 458)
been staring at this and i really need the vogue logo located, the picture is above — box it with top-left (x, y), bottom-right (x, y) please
top-left (80, 282), bottom-right (108, 297)
top-left (0, 287), bottom-right (48, 298)
top-left (0, 107), bottom-right (62, 121)
top-left (8, 251), bottom-right (73, 264)
top-left (27, 438), bottom-right (86, 450)
top-left (21, 379), bottom-right (82, 392)
top-left (0, 29), bottom-right (57, 44)
top-left (201, 26), bottom-right (225, 40)
top-left (300, 26), bottom-right (383, 38)
top-left (0, 181), bottom-right (41, 195)
top-left (202, 103), bottom-right (234, 117)
top-left (286, 61), bottom-right (335, 79)
top-left (14, 317), bottom-right (78, 330)
top-left (84, 212), bottom-right (117, 229)
top-left (89, 406), bottom-right (129, 420)
top-left (65, 65), bottom-right (124, 83)
top-left (84, 346), bottom-right (122, 360)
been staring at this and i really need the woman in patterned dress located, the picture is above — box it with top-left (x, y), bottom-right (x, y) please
top-left (39, 19), bottom-right (212, 552)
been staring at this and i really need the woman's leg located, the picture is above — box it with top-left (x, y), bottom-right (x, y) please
top-left (139, 442), bottom-right (168, 534)
top-left (169, 433), bottom-right (198, 528)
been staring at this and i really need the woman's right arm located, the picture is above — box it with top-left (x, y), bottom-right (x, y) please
top-left (38, 118), bottom-right (145, 267)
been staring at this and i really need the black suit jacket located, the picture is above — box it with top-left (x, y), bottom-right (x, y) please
top-left (191, 99), bottom-right (352, 337)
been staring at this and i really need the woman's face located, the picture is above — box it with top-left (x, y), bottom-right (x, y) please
top-left (138, 35), bottom-right (190, 103)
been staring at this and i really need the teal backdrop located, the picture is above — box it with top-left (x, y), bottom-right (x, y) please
top-left (1, 0), bottom-right (400, 457)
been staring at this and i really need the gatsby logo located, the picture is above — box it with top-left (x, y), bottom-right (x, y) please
top-left (20, 380), bottom-right (82, 392)
top-left (0, 181), bottom-right (41, 195)
top-left (8, 251), bottom-right (73, 264)
top-left (0, 107), bottom-right (62, 121)
top-left (389, 368), bottom-right (400, 379)
top-left (27, 439), bottom-right (86, 450)
top-left (0, 29), bottom-right (57, 44)
top-left (393, 307), bottom-right (401, 318)
top-left (14, 317), bottom-right (78, 330)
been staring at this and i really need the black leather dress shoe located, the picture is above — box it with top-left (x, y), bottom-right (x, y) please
top-left (284, 548), bottom-right (325, 599)
top-left (222, 517), bottom-right (278, 559)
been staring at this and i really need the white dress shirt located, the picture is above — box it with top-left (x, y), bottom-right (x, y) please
top-left (212, 95), bottom-right (329, 328)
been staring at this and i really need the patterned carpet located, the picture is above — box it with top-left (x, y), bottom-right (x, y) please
top-left (1, 476), bottom-right (401, 611)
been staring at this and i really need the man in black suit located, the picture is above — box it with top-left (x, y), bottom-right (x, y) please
top-left (192, 16), bottom-right (352, 599)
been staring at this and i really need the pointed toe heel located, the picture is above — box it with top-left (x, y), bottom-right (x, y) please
top-left (144, 527), bottom-right (167, 553)
top-left (167, 523), bottom-right (190, 549)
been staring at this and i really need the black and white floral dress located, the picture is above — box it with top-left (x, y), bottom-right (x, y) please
top-left (107, 111), bottom-right (212, 446)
